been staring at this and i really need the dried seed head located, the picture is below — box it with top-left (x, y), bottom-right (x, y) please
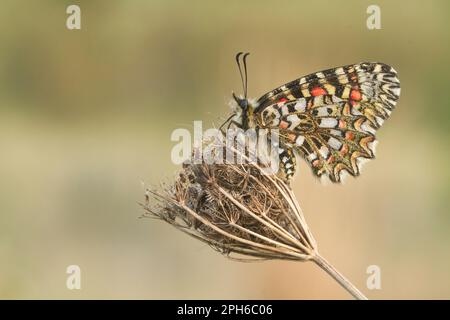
top-left (142, 138), bottom-right (317, 262)
top-left (141, 136), bottom-right (368, 300)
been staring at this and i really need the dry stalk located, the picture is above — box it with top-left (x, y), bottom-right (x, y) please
top-left (141, 139), bottom-right (367, 300)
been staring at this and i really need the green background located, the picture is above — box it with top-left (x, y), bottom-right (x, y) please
top-left (0, 0), bottom-right (449, 298)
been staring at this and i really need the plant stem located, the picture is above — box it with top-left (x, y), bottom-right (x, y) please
top-left (312, 253), bottom-right (368, 300)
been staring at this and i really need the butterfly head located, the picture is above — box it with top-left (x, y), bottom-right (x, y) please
top-left (231, 92), bottom-right (260, 129)
top-left (231, 52), bottom-right (254, 129)
top-left (232, 92), bottom-right (248, 110)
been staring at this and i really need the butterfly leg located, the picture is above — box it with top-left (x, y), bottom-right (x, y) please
top-left (218, 114), bottom-right (236, 134)
top-left (219, 118), bottom-right (243, 135)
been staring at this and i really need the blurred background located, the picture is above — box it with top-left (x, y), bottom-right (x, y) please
top-left (0, 0), bottom-right (449, 299)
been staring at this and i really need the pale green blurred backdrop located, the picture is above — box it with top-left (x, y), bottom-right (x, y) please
top-left (0, 0), bottom-right (449, 299)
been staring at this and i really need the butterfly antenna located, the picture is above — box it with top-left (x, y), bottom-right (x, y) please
top-left (243, 52), bottom-right (250, 99)
top-left (235, 52), bottom-right (245, 98)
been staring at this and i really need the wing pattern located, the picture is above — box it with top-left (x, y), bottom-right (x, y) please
top-left (255, 62), bottom-right (400, 182)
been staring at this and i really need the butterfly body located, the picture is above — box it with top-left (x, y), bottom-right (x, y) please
top-left (229, 59), bottom-right (400, 183)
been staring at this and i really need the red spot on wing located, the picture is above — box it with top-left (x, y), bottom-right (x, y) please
top-left (279, 121), bottom-right (289, 129)
top-left (340, 144), bottom-right (349, 156)
top-left (278, 98), bottom-right (288, 103)
top-left (345, 131), bottom-right (355, 141)
top-left (311, 86), bottom-right (327, 96)
top-left (312, 159), bottom-right (320, 168)
top-left (350, 89), bottom-right (362, 101)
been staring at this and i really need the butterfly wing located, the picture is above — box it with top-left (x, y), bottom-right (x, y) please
top-left (256, 62), bottom-right (400, 182)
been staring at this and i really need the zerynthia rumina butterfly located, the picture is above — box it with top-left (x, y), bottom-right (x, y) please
top-left (223, 53), bottom-right (400, 183)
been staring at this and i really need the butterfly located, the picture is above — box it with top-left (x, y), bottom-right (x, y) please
top-left (222, 52), bottom-right (400, 183)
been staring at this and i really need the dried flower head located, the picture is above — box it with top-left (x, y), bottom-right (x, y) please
top-left (142, 140), bottom-right (367, 299)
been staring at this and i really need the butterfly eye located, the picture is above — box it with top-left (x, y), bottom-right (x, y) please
top-left (240, 99), bottom-right (248, 109)
top-left (232, 92), bottom-right (248, 110)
